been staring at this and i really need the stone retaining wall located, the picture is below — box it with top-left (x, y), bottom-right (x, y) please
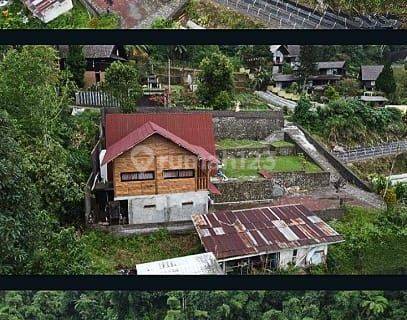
top-left (217, 145), bottom-right (272, 159)
top-left (213, 171), bottom-right (330, 203)
top-left (104, 107), bottom-right (284, 140)
top-left (212, 111), bottom-right (284, 140)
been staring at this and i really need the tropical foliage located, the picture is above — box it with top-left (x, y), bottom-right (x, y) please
top-left (292, 96), bottom-right (406, 145)
top-left (0, 290), bottom-right (406, 320)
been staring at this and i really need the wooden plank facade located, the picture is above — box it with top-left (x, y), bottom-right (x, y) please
top-left (113, 134), bottom-right (208, 198)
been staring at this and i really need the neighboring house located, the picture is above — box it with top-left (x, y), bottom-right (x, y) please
top-left (24, 0), bottom-right (73, 23)
top-left (270, 45), bottom-right (291, 74)
top-left (90, 112), bottom-right (219, 231)
top-left (135, 253), bottom-right (224, 275)
top-left (309, 74), bottom-right (343, 91)
top-left (308, 61), bottom-right (346, 90)
top-left (272, 74), bottom-right (300, 90)
top-left (387, 49), bottom-right (407, 63)
top-left (360, 65), bottom-right (384, 91)
top-left (193, 204), bottom-right (344, 274)
top-left (316, 61), bottom-right (346, 76)
top-left (58, 45), bottom-right (127, 88)
top-left (286, 45), bottom-right (301, 65)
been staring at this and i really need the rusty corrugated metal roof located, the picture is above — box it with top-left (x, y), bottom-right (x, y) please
top-left (192, 204), bottom-right (344, 261)
top-left (105, 112), bottom-right (216, 156)
top-left (102, 121), bottom-right (218, 165)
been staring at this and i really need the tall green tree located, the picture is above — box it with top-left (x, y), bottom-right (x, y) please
top-left (197, 52), bottom-right (235, 110)
top-left (297, 46), bottom-right (317, 90)
top-left (376, 62), bottom-right (397, 96)
top-left (103, 61), bottom-right (142, 113)
top-left (66, 45), bottom-right (87, 88)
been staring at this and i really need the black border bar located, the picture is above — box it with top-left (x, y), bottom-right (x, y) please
top-left (2, 30), bottom-right (407, 45)
top-left (1, 276), bottom-right (406, 291)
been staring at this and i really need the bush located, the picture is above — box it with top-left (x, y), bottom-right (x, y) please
top-left (103, 61), bottom-right (142, 113)
top-left (212, 91), bottom-right (234, 110)
top-left (335, 78), bottom-right (361, 97)
top-left (197, 52), bottom-right (235, 108)
top-left (286, 82), bottom-right (299, 94)
top-left (324, 85), bottom-right (340, 101)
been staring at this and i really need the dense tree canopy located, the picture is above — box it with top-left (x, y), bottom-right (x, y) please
top-left (0, 46), bottom-right (97, 274)
top-left (197, 52), bottom-right (235, 110)
top-left (66, 45), bottom-right (87, 88)
top-left (103, 61), bottom-right (142, 113)
top-left (0, 291), bottom-right (406, 320)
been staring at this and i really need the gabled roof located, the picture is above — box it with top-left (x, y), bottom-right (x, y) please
top-left (287, 45), bottom-right (301, 57)
top-left (193, 204), bottom-right (344, 261)
top-left (102, 121), bottom-right (219, 165)
top-left (270, 45), bottom-right (290, 55)
top-left (361, 65), bottom-right (384, 81)
top-left (105, 112), bottom-right (216, 155)
top-left (58, 45), bottom-right (117, 59)
top-left (317, 61), bottom-right (346, 70)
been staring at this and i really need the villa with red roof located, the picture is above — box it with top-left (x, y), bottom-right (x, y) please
top-left (90, 112), bottom-right (219, 231)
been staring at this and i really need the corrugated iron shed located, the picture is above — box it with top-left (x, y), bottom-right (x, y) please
top-left (136, 253), bottom-right (224, 275)
top-left (192, 204), bottom-right (344, 261)
top-left (102, 121), bottom-right (219, 165)
top-left (105, 112), bottom-right (216, 156)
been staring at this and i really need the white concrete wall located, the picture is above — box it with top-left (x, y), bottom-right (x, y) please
top-left (273, 51), bottom-right (284, 64)
top-left (278, 244), bottom-right (328, 268)
top-left (127, 191), bottom-right (209, 225)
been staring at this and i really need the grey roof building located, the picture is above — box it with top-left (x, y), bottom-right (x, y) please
top-left (360, 65), bottom-right (384, 81)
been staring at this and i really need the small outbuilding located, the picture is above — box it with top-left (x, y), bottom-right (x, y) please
top-left (135, 253), bottom-right (224, 275)
top-left (192, 204), bottom-right (344, 274)
top-left (360, 65), bottom-right (384, 90)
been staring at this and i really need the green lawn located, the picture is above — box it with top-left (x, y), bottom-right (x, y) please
top-left (235, 92), bottom-right (271, 111)
top-left (223, 155), bottom-right (321, 178)
top-left (82, 229), bottom-right (202, 274)
top-left (216, 138), bottom-right (268, 150)
top-left (271, 140), bottom-right (295, 148)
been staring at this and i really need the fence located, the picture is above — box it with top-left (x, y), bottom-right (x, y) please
top-left (333, 140), bottom-right (407, 163)
top-left (214, 0), bottom-right (399, 29)
top-left (75, 90), bottom-right (121, 108)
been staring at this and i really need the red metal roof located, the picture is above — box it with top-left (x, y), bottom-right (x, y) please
top-left (102, 121), bottom-right (218, 165)
top-left (105, 112), bottom-right (216, 156)
top-left (208, 182), bottom-right (221, 195)
top-left (192, 204), bottom-right (344, 261)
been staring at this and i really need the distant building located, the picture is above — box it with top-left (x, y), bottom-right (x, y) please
top-left (136, 253), bottom-right (224, 275)
top-left (89, 112), bottom-right (220, 233)
top-left (360, 65), bottom-right (384, 91)
top-left (58, 45), bottom-right (127, 88)
top-left (316, 61), bottom-right (346, 76)
top-left (270, 45), bottom-right (300, 74)
top-left (193, 204), bottom-right (344, 274)
top-left (308, 61), bottom-right (346, 90)
top-left (24, 0), bottom-right (73, 23)
top-left (272, 74), bottom-right (300, 90)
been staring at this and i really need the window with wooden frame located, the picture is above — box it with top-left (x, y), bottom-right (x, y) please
top-left (120, 171), bottom-right (155, 182)
top-left (163, 169), bottom-right (195, 179)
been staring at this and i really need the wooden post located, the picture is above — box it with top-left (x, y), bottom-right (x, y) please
top-left (154, 156), bottom-right (158, 194)
top-left (195, 159), bottom-right (198, 191)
